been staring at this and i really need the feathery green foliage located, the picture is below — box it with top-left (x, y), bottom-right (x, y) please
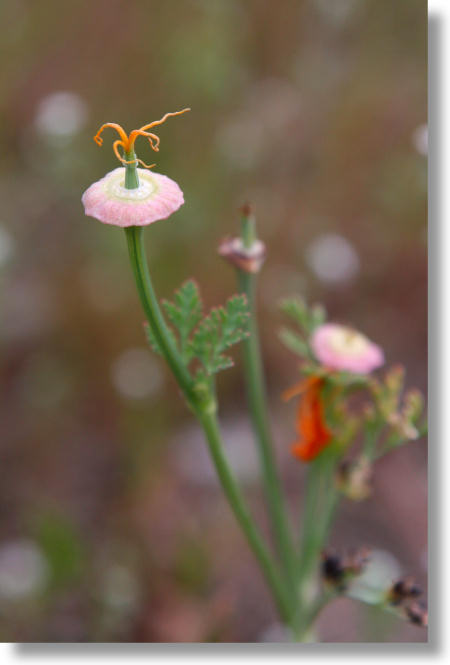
top-left (162, 280), bottom-right (203, 363)
top-left (144, 280), bottom-right (250, 381)
top-left (279, 296), bottom-right (326, 360)
top-left (189, 294), bottom-right (250, 377)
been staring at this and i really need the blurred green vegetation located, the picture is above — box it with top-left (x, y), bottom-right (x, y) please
top-left (0, 0), bottom-right (426, 642)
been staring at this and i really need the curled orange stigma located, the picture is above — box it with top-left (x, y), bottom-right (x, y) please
top-left (93, 108), bottom-right (190, 169)
top-left (282, 376), bottom-right (332, 462)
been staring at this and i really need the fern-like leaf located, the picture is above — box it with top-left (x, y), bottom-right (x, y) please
top-left (144, 283), bottom-right (249, 380)
top-left (280, 296), bottom-right (327, 334)
top-left (190, 295), bottom-right (250, 376)
top-left (279, 328), bottom-right (311, 358)
top-left (162, 280), bottom-right (203, 362)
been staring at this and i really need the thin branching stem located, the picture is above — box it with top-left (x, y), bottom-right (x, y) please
top-left (238, 269), bottom-right (298, 598)
top-left (125, 219), bottom-right (294, 625)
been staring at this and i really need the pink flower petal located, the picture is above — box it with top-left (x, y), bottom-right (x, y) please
top-left (82, 168), bottom-right (184, 227)
top-left (311, 323), bottom-right (384, 374)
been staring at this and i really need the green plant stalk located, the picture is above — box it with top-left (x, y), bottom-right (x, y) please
top-left (298, 452), bottom-right (338, 579)
top-left (238, 269), bottom-right (298, 596)
top-left (238, 212), bottom-right (297, 595)
top-left (125, 226), bottom-right (293, 622)
top-left (300, 588), bottom-right (339, 633)
top-left (294, 449), bottom-right (340, 637)
top-left (125, 150), bottom-right (140, 189)
top-left (123, 168), bottom-right (294, 623)
top-left (241, 213), bottom-right (256, 249)
top-left (125, 226), bottom-right (195, 403)
top-left (196, 405), bottom-right (294, 623)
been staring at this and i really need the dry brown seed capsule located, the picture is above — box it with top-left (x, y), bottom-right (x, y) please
top-left (389, 577), bottom-right (422, 606)
top-left (321, 547), bottom-right (370, 591)
top-left (405, 601), bottom-right (428, 627)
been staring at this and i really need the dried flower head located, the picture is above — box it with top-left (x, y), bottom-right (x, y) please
top-left (321, 547), bottom-right (371, 591)
top-left (311, 323), bottom-right (384, 374)
top-left (388, 577), bottom-right (422, 606)
top-left (82, 109), bottom-right (189, 227)
top-left (404, 601), bottom-right (428, 627)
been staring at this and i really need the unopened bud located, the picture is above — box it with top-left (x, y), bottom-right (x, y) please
top-left (388, 413), bottom-right (419, 440)
top-left (336, 457), bottom-right (372, 501)
top-left (385, 364), bottom-right (405, 393)
top-left (403, 389), bottom-right (424, 422)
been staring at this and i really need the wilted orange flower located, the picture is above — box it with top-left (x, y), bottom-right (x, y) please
top-left (282, 376), bottom-right (332, 462)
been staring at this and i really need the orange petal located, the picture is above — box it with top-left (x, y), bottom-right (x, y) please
top-left (282, 375), bottom-right (321, 402)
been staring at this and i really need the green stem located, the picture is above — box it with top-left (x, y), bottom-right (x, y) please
top-left (238, 270), bottom-right (297, 596)
top-left (125, 150), bottom-right (139, 189)
top-left (241, 213), bottom-right (256, 249)
top-left (298, 589), bottom-right (338, 638)
top-left (298, 452), bottom-right (338, 574)
top-left (124, 223), bottom-right (294, 625)
top-left (125, 226), bottom-right (195, 403)
top-left (294, 450), bottom-right (340, 635)
top-left (363, 421), bottom-right (384, 460)
top-left (297, 458), bottom-right (324, 580)
top-left (197, 406), bottom-right (294, 623)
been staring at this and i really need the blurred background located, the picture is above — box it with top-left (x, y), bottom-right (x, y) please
top-left (0, 0), bottom-right (427, 643)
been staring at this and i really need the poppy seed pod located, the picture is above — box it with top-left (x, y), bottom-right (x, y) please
top-left (82, 109), bottom-right (189, 227)
top-left (82, 167), bottom-right (184, 227)
top-left (218, 236), bottom-right (266, 274)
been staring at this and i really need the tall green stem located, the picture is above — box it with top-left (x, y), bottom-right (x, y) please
top-left (125, 226), bottom-right (195, 403)
top-left (298, 452), bottom-right (338, 581)
top-left (124, 223), bottom-right (294, 625)
top-left (197, 406), bottom-right (294, 622)
top-left (294, 450), bottom-right (340, 637)
top-left (237, 225), bottom-right (297, 594)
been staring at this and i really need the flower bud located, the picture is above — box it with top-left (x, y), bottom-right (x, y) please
top-left (388, 413), bottom-right (419, 441)
top-left (403, 389), bottom-right (424, 423)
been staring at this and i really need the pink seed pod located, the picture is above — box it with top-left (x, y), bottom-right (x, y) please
top-left (218, 237), bottom-right (266, 274)
top-left (82, 167), bottom-right (184, 227)
top-left (311, 323), bottom-right (384, 374)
